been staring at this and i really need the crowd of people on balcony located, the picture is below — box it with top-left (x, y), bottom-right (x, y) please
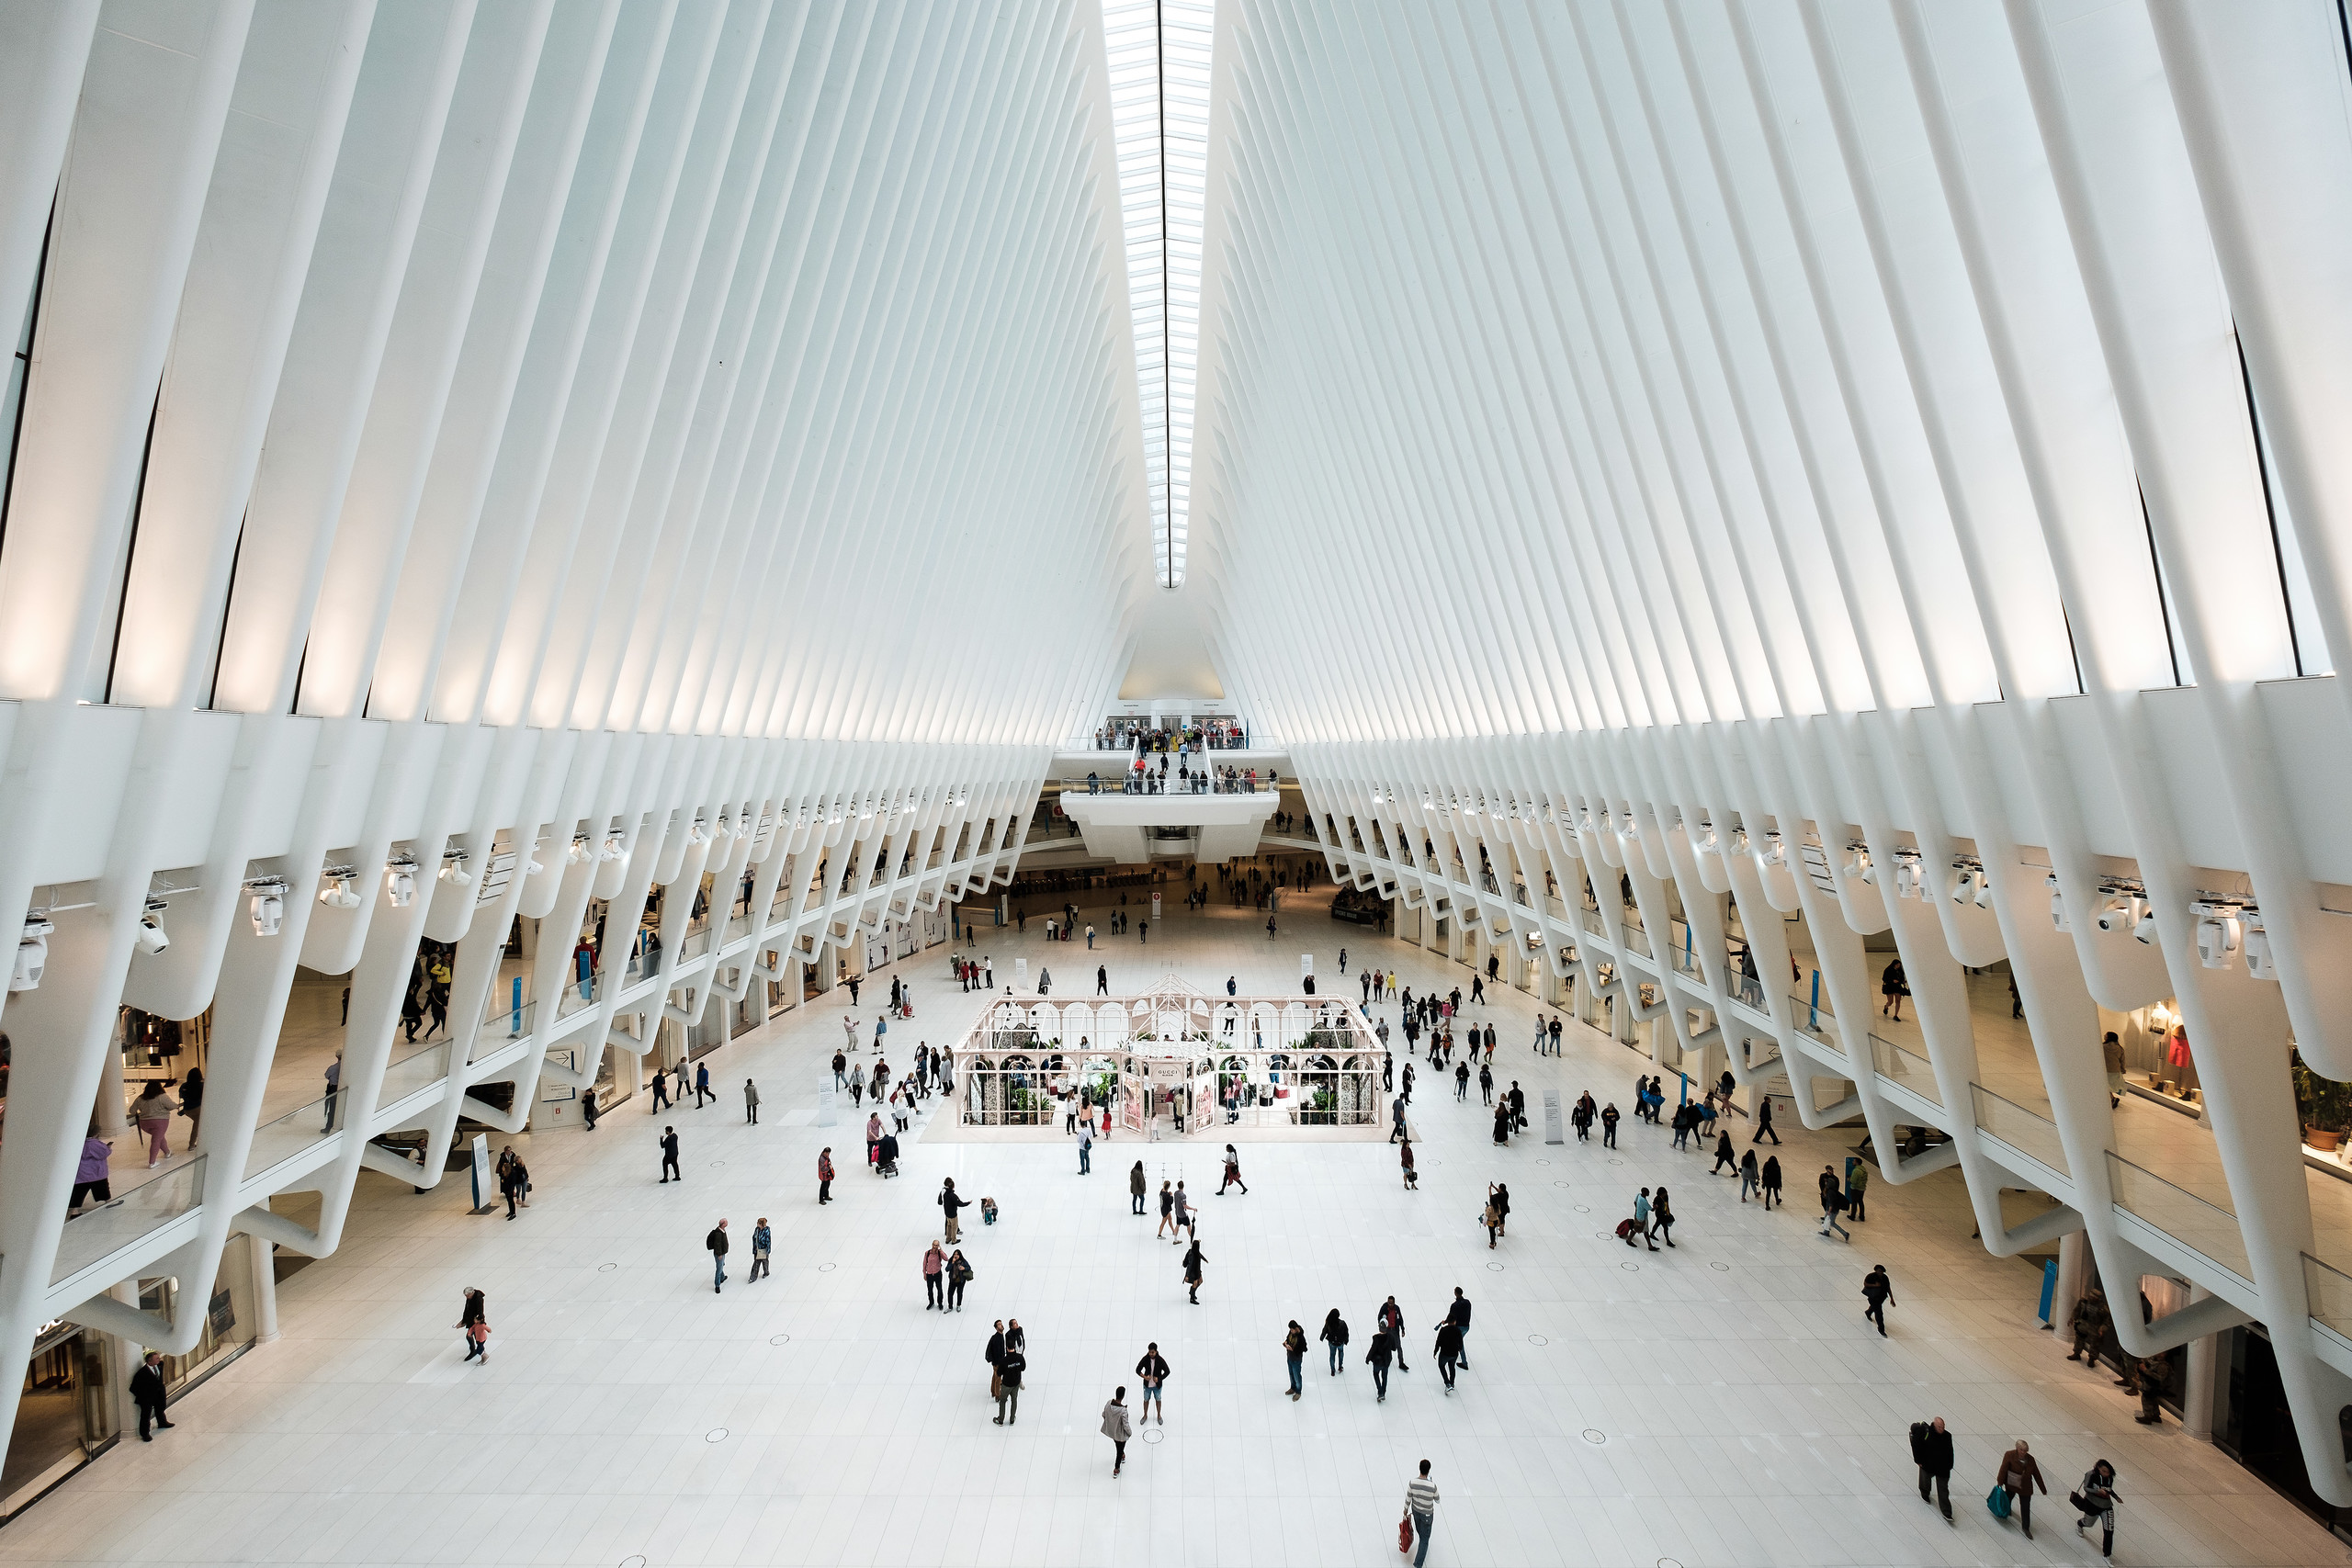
top-left (1090, 717), bottom-right (1249, 753)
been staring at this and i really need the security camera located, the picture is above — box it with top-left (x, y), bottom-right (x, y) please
top-left (2243, 921), bottom-right (2275, 980)
top-left (135, 910), bottom-right (169, 955)
top-left (387, 863), bottom-right (417, 907)
top-left (1951, 869), bottom-right (1977, 905)
top-left (2195, 910), bottom-right (2241, 969)
top-left (1973, 874), bottom-right (1994, 909)
top-left (250, 890), bottom-right (284, 937)
top-left (2095, 896), bottom-right (2133, 935)
top-left (2050, 890), bottom-right (2068, 931)
top-left (2132, 908), bottom-right (2158, 945)
top-left (12, 918), bottom-right (53, 992)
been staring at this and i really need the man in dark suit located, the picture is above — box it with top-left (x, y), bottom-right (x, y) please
top-left (130, 1350), bottom-right (173, 1440)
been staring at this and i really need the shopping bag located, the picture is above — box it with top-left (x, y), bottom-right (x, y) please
top-left (1986, 1485), bottom-right (2010, 1520)
top-left (1397, 1516), bottom-right (1412, 1553)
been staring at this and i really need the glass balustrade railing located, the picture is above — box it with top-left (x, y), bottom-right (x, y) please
top-left (1788, 991), bottom-right (1833, 1040)
top-left (2109, 1150), bottom-right (2249, 1284)
top-left (555, 970), bottom-right (601, 1021)
top-left (1867, 1033), bottom-right (1942, 1106)
top-left (1544, 895), bottom-right (1566, 922)
top-left (678, 928), bottom-right (709, 962)
top-left (476, 998), bottom-right (537, 1055)
top-left (1511, 882), bottom-right (1530, 906)
top-left (1578, 906), bottom-right (1605, 937)
top-left (243, 1094), bottom-right (335, 1181)
top-left (52, 1154), bottom-right (207, 1285)
top-left (380, 1035), bottom-right (454, 1107)
top-left (1621, 922), bottom-right (1652, 958)
top-left (2307, 1254), bottom-right (2352, 1343)
top-left (725, 914), bottom-right (749, 945)
top-left (1971, 1083), bottom-right (2068, 1175)
top-left (1725, 943), bottom-right (1765, 1009)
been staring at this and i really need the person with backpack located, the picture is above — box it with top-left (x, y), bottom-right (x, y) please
top-left (1862, 1264), bottom-right (1895, 1335)
top-left (2067, 1285), bottom-right (2110, 1363)
top-left (1818, 1165), bottom-right (1851, 1240)
top-left (706, 1218), bottom-right (729, 1292)
top-left (1910, 1416), bottom-right (1954, 1520)
top-left (1135, 1342), bottom-right (1169, 1422)
top-left (1319, 1309), bottom-right (1351, 1375)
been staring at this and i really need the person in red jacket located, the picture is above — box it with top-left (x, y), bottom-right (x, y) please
top-left (817, 1147), bottom-right (834, 1204)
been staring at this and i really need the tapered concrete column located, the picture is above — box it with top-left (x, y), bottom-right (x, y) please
top-left (2184, 1284), bottom-right (2217, 1441)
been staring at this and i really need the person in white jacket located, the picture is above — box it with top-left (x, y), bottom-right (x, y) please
top-left (1102, 1388), bottom-right (1133, 1476)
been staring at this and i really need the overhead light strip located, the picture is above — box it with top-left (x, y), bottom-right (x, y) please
top-left (1103, 0), bottom-right (1213, 589)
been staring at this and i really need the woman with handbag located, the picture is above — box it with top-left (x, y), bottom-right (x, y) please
top-left (1993, 1439), bottom-right (2047, 1538)
top-left (2071, 1459), bottom-right (2119, 1558)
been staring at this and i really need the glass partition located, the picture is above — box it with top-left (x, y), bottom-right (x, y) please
top-left (1867, 1033), bottom-right (1942, 1106)
top-left (52, 1155), bottom-right (207, 1285)
top-left (2108, 1151), bottom-right (2249, 1284)
top-left (1971, 1083), bottom-right (2068, 1175)
top-left (2306, 1254), bottom-right (2352, 1343)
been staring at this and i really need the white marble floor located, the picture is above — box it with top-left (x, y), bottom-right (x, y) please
top-left (11, 893), bottom-right (2341, 1567)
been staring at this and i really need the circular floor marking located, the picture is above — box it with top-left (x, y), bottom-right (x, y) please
top-left (1582, 1428), bottom-right (1607, 1445)
top-left (1608, 1157), bottom-right (1624, 1166)
top-left (818, 1262), bottom-right (836, 1272)
top-left (705, 1427), bottom-right (728, 1443)
top-left (621, 1557), bottom-right (647, 1567)
top-left (1621, 1261), bottom-right (1640, 1271)
top-left (1536, 1158), bottom-right (1551, 1166)
top-left (1487, 1261), bottom-right (1504, 1270)
top-left (769, 1334), bottom-right (790, 1346)
top-left (1141, 1427), bottom-right (1165, 1444)
top-left (1528, 1334), bottom-right (1548, 1346)
top-left (1710, 1261), bottom-right (1731, 1272)
top-left (1554, 1180), bottom-right (1568, 1188)
top-left (597, 1263), bottom-right (617, 1273)
top-left (1573, 1203), bottom-right (1590, 1213)
top-left (709, 1159), bottom-right (724, 1168)
top-left (1660, 1559), bottom-right (1683, 1568)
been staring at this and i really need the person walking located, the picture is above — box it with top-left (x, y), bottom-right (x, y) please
top-left (1994, 1439), bottom-right (2047, 1538)
top-left (1130, 1159), bottom-right (1148, 1214)
top-left (1882, 956), bottom-right (1908, 1021)
top-left (694, 1061), bottom-right (712, 1108)
top-left (1601, 1100), bottom-right (1621, 1148)
top-left (322, 1054), bottom-right (343, 1133)
top-left (130, 1351), bottom-right (174, 1440)
top-left (1102, 1387), bottom-right (1132, 1475)
top-left (581, 1084), bottom-right (599, 1130)
top-left (659, 1125), bottom-right (681, 1183)
top-left (1390, 1095), bottom-right (1408, 1143)
top-left (1182, 1235), bottom-right (1206, 1303)
top-left (1379, 1295), bottom-right (1411, 1372)
top-left (1405, 1461), bottom-right (1440, 1567)
top-left (1135, 1343), bottom-right (1169, 1423)
top-left (1283, 1320), bottom-right (1307, 1400)
top-left (1399, 1137), bottom-right (1418, 1190)
top-left (458, 1286), bottom-right (488, 1363)
top-left (1320, 1308), bottom-right (1350, 1375)
top-left (740, 1217), bottom-right (770, 1282)
top-left (940, 1177), bottom-right (969, 1242)
top-left (132, 1081), bottom-right (175, 1166)
top-left (1365, 1321), bottom-right (1396, 1401)
top-left (1078, 1116), bottom-right (1093, 1174)
top-left (848, 1061), bottom-right (865, 1106)
top-left (2072, 1459), bottom-right (2119, 1558)
top-left (1753, 1093), bottom-right (1781, 1144)
top-left (1171, 1180), bottom-right (1194, 1241)
top-left (1912, 1416), bottom-right (1955, 1521)
top-left (1626, 1187), bottom-right (1657, 1250)
top-left (944, 1248), bottom-right (971, 1311)
top-left (995, 1340), bottom-right (1025, 1426)
top-left (1442, 1288), bottom-right (1472, 1367)
top-left (1454, 1060), bottom-right (1470, 1101)
top-left (1818, 1165), bottom-right (1852, 1240)
top-left (706, 1218), bottom-right (729, 1292)
top-left (1652, 1186), bottom-right (1676, 1247)
top-left (1862, 1264), bottom-right (1895, 1335)
top-left (1157, 1179), bottom-right (1176, 1237)
top-left (499, 1151), bottom-right (529, 1221)
top-left (1847, 1157), bottom-right (1869, 1222)
top-left (1712, 1129), bottom-right (1737, 1175)
top-left (924, 1241), bottom-right (946, 1309)
top-left (69, 1133), bottom-right (116, 1216)
top-left (1433, 1316), bottom-right (1464, 1393)
top-left (1218, 1144), bottom-right (1248, 1195)
top-left (1739, 1147), bottom-right (1760, 1202)
top-left (743, 1078), bottom-right (760, 1123)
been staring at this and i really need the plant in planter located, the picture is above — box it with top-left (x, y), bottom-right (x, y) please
top-left (2293, 1050), bottom-right (2352, 1150)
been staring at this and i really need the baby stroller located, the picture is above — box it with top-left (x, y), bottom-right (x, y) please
top-left (876, 1133), bottom-right (901, 1178)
